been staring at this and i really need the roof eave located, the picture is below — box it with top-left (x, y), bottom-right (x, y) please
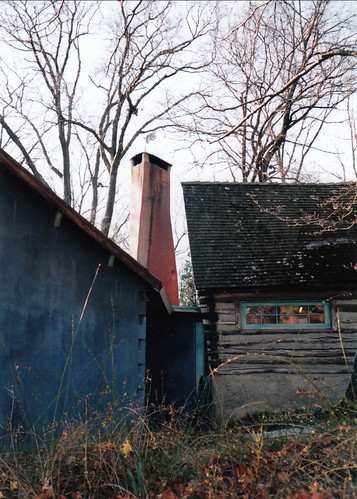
top-left (0, 149), bottom-right (168, 301)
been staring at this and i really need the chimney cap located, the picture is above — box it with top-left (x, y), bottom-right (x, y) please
top-left (130, 152), bottom-right (172, 171)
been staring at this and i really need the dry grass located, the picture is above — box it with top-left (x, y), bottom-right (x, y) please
top-left (0, 405), bottom-right (356, 498)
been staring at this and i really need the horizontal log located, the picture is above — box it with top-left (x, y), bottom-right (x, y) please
top-left (218, 353), bottom-right (356, 362)
top-left (218, 338), bottom-right (356, 347)
top-left (216, 367), bottom-right (352, 376)
top-left (338, 311), bottom-right (357, 320)
top-left (217, 350), bottom-right (353, 359)
top-left (217, 314), bottom-right (237, 323)
top-left (218, 344), bottom-right (357, 354)
top-left (339, 320), bottom-right (357, 327)
top-left (219, 359), bottom-right (355, 368)
top-left (215, 303), bottom-right (236, 312)
top-left (217, 348), bottom-right (355, 358)
top-left (216, 352), bottom-right (355, 362)
top-left (217, 346), bottom-right (354, 356)
top-left (335, 298), bottom-right (357, 306)
top-left (219, 359), bottom-right (352, 373)
top-left (218, 337), bottom-right (357, 349)
top-left (217, 318), bottom-right (237, 326)
top-left (217, 326), bottom-right (239, 335)
top-left (216, 362), bottom-right (354, 373)
top-left (218, 343), bottom-right (355, 352)
top-left (217, 328), bottom-right (357, 337)
top-left (218, 331), bottom-right (357, 342)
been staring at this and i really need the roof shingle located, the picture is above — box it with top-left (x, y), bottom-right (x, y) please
top-left (182, 182), bottom-right (357, 291)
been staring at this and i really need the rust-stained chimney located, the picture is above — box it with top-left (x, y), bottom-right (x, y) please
top-left (130, 152), bottom-right (179, 305)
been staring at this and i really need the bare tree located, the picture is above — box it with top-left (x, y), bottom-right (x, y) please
top-left (0, 0), bottom-right (95, 204)
top-left (174, 0), bottom-right (357, 183)
top-left (72, 0), bottom-right (215, 235)
top-left (0, 0), bottom-right (216, 237)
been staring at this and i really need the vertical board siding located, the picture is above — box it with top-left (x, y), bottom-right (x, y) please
top-left (0, 167), bottom-right (149, 431)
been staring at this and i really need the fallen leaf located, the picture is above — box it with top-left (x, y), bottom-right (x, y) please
top-left (120, 439), bottom-right (133, 456)
top-left (290, 489), bottom-right (311, 499)
top-left (36, 485), bottom-right (66, 499)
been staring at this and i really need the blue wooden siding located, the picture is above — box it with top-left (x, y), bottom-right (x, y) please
top-left (0, 165), bottom-right (148, 431)
top-left (147, 307), bottom-right (204, 410)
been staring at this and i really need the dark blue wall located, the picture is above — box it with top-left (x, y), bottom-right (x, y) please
top-left (147, 307), bottom-right (204, 410)
top-left (0, 165), bottom-right (148, 431)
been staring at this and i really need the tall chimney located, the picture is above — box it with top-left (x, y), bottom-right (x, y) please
top-left (130, 152), bottom-right (179, 305)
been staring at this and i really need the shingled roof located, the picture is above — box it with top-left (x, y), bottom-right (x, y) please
top-left (182, 182), bottom-right (357, 291)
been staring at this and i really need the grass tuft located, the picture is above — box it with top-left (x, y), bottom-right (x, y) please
top-left (0, 405), bottom-right (356, 498)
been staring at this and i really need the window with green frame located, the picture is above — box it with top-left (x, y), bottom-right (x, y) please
top-left (241, 302), bottom-right (331, 330)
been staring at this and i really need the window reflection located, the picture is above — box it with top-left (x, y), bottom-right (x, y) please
top-left (245, 304), bottom-right (326, 326)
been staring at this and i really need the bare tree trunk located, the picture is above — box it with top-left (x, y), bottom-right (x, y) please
top-left (0, 0), bottom-right (216, 238)
top-left (173, 0), bottom-right (357, 183)
top-left (0, 0), bottom-right (94, 205)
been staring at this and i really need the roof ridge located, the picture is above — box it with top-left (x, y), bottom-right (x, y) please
top-left (182, 181), bottom-right (355, 187)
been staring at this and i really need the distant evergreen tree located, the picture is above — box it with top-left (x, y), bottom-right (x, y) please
top-left (179, 259), bottom-right (198, 307)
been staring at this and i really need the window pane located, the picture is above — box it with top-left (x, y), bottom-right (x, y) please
top-left (279, 314), bottom-right (300, 324)
top-left (246, 306), bottom-right (260, 316)
top-left (296, 315), bottom-right (308, 324)
top-left (261, 315), bottom-right (276, 324)
top-left (310, 314), bottom-right (325, 323)
top-left (246, 306), bottom-right (260, 324)
top-left (295, 306), bottom-right (308, 315)
top-left (310, 305), bottom-right (324, 313)
top-left (279, 305), bottom-right (292, 324)
top-left (246, 314), bottom-right (261, 325)
top-left (280, 305), bottom-right (293, 315)
top-left (243, 302), bottom-right (329, 329)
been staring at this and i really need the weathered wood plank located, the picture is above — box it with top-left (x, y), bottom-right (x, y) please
top-left (339, 318), bottom-right (357, 327)
top-left (216, 302), bottom-right (236, 311)
top-left (217, 322), bottom-right (237, 329)
top-left (338, 310), bottom-right (357, 319)
top-left (217, 325), bottom-right (239, 334)
top-left (218, 337), bottom-right (356, 347)
top-left (340, 325), bottom-right (357, 331)
top-left (216, 349), bottom-right (354, 362)
top-left (220, 328), bottom-right (357, 337)
top-left (335, 298), bottom-right (357, 306)
top-left (220, 351), bottom-right (354, 360)
top-left (214, 356), bottom-right (354, 366)
top-left (217, 315), bottom-right (237, 324)
top-left (218, 355), bottom-right (355, 364)
top-left (217, 351), bottom-right (355, 360)
top-left (218, 331), bottom-right (357, 342)
top-left (218, 337), bottom-right (357, 350)
top-left (206, 293), bottom-right (356, 420)
top-left (216, 367), bottom-right (352, 375)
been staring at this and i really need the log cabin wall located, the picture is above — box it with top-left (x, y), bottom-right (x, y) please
top-left (183, 181), bottom-right (357, 423)
top-left (199, 289), bottom-right (357, 423)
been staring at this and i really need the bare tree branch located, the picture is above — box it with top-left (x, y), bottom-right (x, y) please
top-left (173, 0), bottom-right (357, 183)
